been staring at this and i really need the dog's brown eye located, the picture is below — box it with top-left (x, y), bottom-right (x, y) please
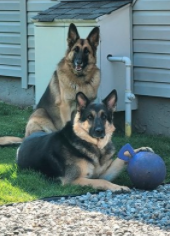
top-left (74, 46), bottom-right (79, 52)
top-left (84, 47), bottom-right (89, 54)
top-left (87, 114), bottom-right (93, 120)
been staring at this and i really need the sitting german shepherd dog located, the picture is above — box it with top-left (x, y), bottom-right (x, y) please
top-left (0, 23), bottom-right (100, 146)
top-left (17, 90), bottom-right (153, 192)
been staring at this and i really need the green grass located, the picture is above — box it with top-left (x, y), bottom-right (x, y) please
top-left (0, 101), bottom-right (170, 205)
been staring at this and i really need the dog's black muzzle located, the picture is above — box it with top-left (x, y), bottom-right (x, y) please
top-left (93, 127), bottom-right (105, 139)
top-left (90, 118), bottom-right (105, 139)
top-left (74, 53), bottom-right (83, 72)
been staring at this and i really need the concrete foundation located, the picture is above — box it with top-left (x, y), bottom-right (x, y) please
top-left (114, 95), bottom-right (170, 137)
top-left (0, 76), bottom-right (35, 107)
top-left (133, 96), bottom-right (170, 137)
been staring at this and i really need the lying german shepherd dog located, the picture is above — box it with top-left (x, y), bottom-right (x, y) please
top-left (17, 90), bottom-right (153, 192)
top-left (0, 23), bottom-right (100, 146)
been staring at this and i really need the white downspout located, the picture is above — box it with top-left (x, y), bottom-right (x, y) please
top-left (107, 55), bottom-right (135, 137)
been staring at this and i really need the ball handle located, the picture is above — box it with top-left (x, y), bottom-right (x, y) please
top-left (118, 143), bottom-right (135, 162)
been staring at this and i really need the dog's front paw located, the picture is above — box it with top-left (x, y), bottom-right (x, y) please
top-left (111, 185), bottom-right (130, 193)
top-left (119, 185), bottom-right (131, 192)
top-left (135, 146), bottom-right (154, 154)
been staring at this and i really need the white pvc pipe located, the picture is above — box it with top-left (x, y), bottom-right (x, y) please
top-left (107, 55), bottom-right (135, 137)
top-left (107, 56), bottom-right (132, 66)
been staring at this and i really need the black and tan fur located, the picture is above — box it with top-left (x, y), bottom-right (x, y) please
top-left (0, 23), bottom-right (100, 146)
top-left (16, 90), bottom-right (153, 192)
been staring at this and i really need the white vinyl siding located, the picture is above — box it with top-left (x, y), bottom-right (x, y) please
top-left (0, 0), bottom-right (21, 80)
top-left (27, 0), bottom-right (56, 86)
top-left (0, 0), bottom-right (55, 88)
top-left (133, 0), bottom-right (170, 98)
top-left (27, 0), bottom-right (57, 84)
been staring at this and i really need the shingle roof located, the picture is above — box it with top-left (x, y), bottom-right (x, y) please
top-left (33, 0), bottom-right (132, 22)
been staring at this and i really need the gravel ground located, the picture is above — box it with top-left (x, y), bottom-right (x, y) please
top-left (0, 184), bottom-right (170, 236)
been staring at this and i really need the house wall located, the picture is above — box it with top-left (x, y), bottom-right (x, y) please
top-left (133, 0), bottom-right (170, 97)
top-left (27, 0), bottom-right (56, 86)
top-left (132, 0), bottom-right (170, 136)
top-left (0, 0), bottom-right (21, 79)
top-left (0, 0), bottom-right (55, 106)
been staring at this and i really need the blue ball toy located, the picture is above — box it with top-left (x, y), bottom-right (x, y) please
top-left (118, 143), bottom-right (166, 190)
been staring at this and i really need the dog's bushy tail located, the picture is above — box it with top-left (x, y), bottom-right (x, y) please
top-left (0, 136), bottom-right (23, 146)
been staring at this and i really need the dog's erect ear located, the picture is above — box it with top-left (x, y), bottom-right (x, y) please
top-left (102, 89), bottom-right (117, 111)
top-left (87, 27), bottom-right (100, 51)
top-left (67, 23), bottom-right (80, 49)
top-left (76, 92), bottom-right (89, 111)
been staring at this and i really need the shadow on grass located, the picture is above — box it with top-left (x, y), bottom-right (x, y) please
top-left (0, 133), bottom-right (170, 206)
top-left (0, 147), bottom-right (97, 205)
top-left (0, 156), bottom-right (132, 206)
